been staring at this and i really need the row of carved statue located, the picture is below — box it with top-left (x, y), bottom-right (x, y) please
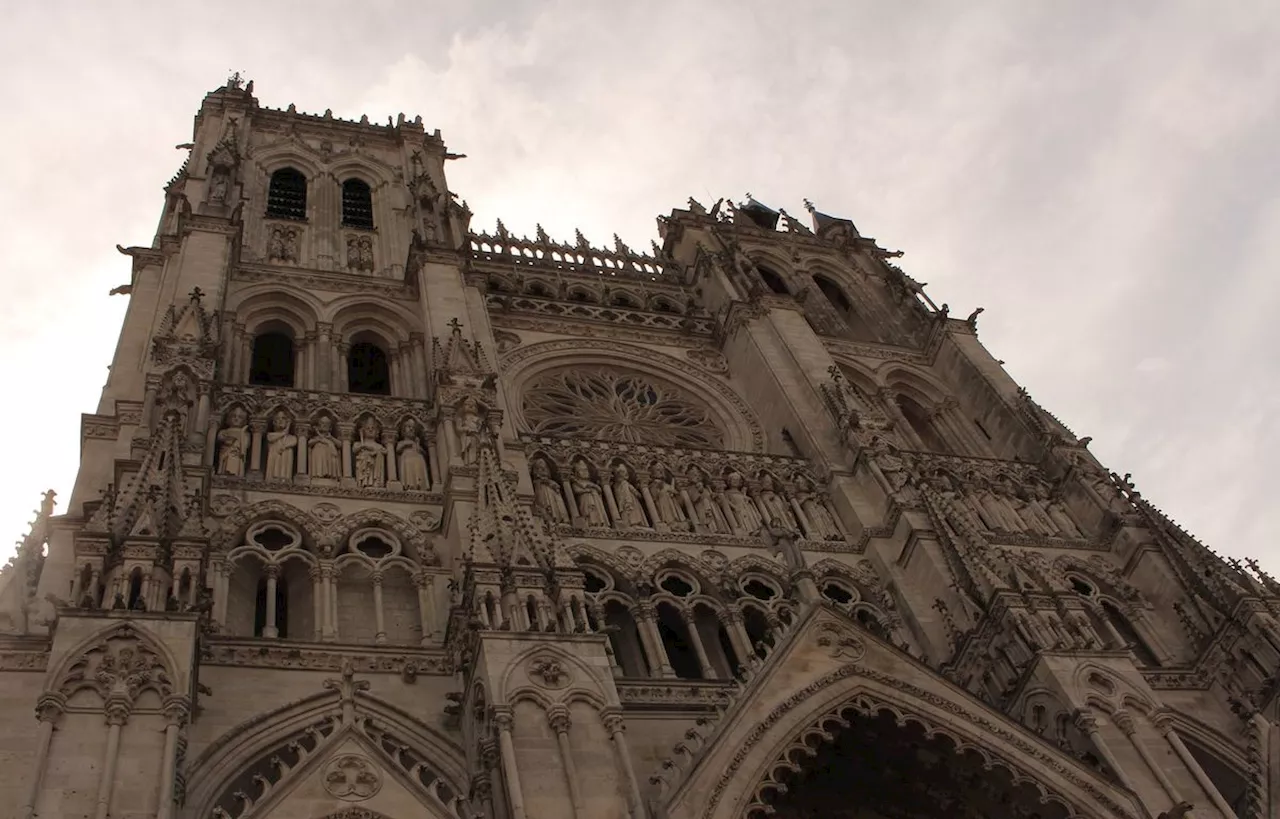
top-left (868, 438), bottom-right (1087, 539)
top-left (531, 458), bottom-right (846, 542)
top-left (216, 409), bottom-right (434, 490)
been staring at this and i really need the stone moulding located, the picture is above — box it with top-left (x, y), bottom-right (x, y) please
top-left (202, 637), bottom-right (450, 674)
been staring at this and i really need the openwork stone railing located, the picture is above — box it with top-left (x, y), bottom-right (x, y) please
top-left (469, 223), bottom-right (680, 284)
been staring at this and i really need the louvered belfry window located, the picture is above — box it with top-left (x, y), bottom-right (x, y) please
top-left (342, 179), bottom-right (374, 229)
top-left (266, 167), bottom-right (307, 220)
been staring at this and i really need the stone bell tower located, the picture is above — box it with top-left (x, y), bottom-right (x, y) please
top-left (1, 77), bottom-right (1278, 819)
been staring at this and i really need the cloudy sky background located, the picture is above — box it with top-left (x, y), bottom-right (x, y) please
top-left (1, 1), bottom-right (1277, 570)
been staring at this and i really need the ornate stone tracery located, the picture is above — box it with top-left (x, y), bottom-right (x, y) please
top-left (523, 367), bottom-right (724, 449)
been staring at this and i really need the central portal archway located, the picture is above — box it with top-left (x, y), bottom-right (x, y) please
top-left (750, 704), bottom-right (1077, 819)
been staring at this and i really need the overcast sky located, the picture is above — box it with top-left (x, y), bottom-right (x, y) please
top-left (1, 1), bottom-right (1276, 572)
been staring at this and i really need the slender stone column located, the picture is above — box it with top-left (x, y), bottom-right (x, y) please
top-left (140, 377), bottom-right (160, 431)
top-left (718, 606), bottom-right (754, 670)
top-left (372, 573), bottom-right (387, 645)
top-left (1073, 710), bottom-right (1137, 793)
top-left (193, 384), bottom-right (211, 447)
top-left (329, 566), bottom-right (341, 641)
top-left (248, 419), bottom-right (266, 473)
top-left (602, 709), bottom-right (648, 819)
top-left (310, 567), bottom-right (324, 641)
top-left (548, 705), bottom-right (586, 818)
top-left (295, 423), bottom-right (310, 477)
top-left (383, 431), bottom-right (399, 484)
top-left (1113, 711), bottom-right (1183, 806)
top-left (263, 565), bottom-right (280, 638)
top-left (632, 602), bottom-right (675, 678)
top-left (493, 709), bottom-right (528, 819)
top-left (238, 333), bottom-right (252, 385)
top-left (94, 699), bottom-right (130, 819)
top-left (1152, 711), bottom-right (1238, 819)
top-left (679, 609), bottom-right (716, 679)
top-left (481, 739), bottom-right (503, 819)
top-left (21, 695), bottom-right (64, 819)
top-left (316, 323), bottom-right (333, 391)
top-left (155, 696), bottom-right (190, 819)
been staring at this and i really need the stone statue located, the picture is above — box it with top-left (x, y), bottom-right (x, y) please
top-left (216, 408), bottom-right (249, 476)
top-left (570, 460), bottom-right (609, 527)
top-left (353, 418), bottom-right (386, 488)
top-left (358, 237), bottom-right (374, 271)
top-left (346, 237), bottom-right (361, 270)
top-left (268, 227), bottom-right (285, 262)
top-left (794, 475), bottom-right (841, 540)
top-left (687, 468), bottom-right (728, 533)
top-left (397, 418), bottom-right (430, 490)
top-left (649, 472), bottom-right (689, 531)
top-left (970, 475), bottom-right (1023, 533)
top-left (723, 471), bottom-right (763, 534)
top-left (455, 397), bottom-right (482, 465)
top-left (760, 519), bottom-right (805, 572)
top-left (1044, 494), bottom-right (1083, 538)
top-left (282, 228), bottom-right (300, 263)
top-left (309, 415), bottom-right (340, 479)
top-left (1013, 479), bottom-right (1059, 536)
top-left (611, 463), bottom-right (649, 528)
top-left (531, 458), bottom-right (570, 523)
top-left (868, 435), bottom-right (911, 492)
top-left (754, 475), bottom-right (797, 529)
top-left (264, 411), bottom-right (297, 481)
top-left (209, 170), bottom-right (228, 204)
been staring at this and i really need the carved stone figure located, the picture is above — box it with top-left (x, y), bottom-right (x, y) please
top-left (353, 418), bottom-right (386, 488)
top-left (309, 415), bottom-right (340, 479)
top-left (754, 475), bottom-right (797, 529)
top-left (570, 460), bottom-right (609, 527)
top-left (723, 471), bottom-right (763, 533)
top-left (455, 397), bottom-right (483, 465)
top-left (1045, 495), bottom-right (1083, 538)
top-left (760, 519), bottom-right (805, 572)
top-left (358, 237), bottom-right (374, 271)
top-left (687, 468), bottom-right (729, 533)
top-left (649, 472), bottom-right (689, 531)
top-left (346, 237), bottom-right (361, 270)
top-left (794, 475), bottom-right (841, 540)
top-left (209, 170), bottom-right (228, 204)
top-left (531, 458), bottom-right (570, 523)
top-left (970, 475), bottom-right (1023, 533)
top-left (268, 227), bottom-right (285, 262)
top-left (397, 418), bottom-right (430, 490)
top-left (611, 463), bottom-right (649, 528)
top-left (282, 228), bottom-right (300, 263)
top-left (1013, 479), bottom-right (1058, 536)
top-left (868, 435), bottom-right (911, 492)
top-left (264, 411), bottom-right (297, 481)
top-left (216, 408), bottom-right (249, 476)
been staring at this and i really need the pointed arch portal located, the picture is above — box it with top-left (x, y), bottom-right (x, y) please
top-left (659, 607), bottom-right (1141, 819)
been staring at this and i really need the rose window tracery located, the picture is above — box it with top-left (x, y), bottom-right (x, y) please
top-left (522, 368), bottom-right (723, 448)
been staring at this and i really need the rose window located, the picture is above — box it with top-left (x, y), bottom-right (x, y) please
top-left (522, 368), bottom-right (723, 448)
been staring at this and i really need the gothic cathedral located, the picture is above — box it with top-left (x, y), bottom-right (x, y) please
top-left (0, 77), bottom-right (1276, 819)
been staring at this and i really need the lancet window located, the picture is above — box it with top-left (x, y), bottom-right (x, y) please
top-left (758, 264), bottom-right (789, 295)
top-left (266, 167), bottom-right (307, 220)
top-left (248, 331), bottom-right (295, 387)
top-left (348, 341), bottom-right (391, 395)
top-left (341, 178), bottom-right (374, 229)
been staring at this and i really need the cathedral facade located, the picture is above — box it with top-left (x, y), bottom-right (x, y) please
top-left (0, 77), bottom-right (1276, 819)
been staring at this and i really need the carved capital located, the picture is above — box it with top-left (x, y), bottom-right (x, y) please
top-left (1072, 709), bottom-right (1098, 735)
top-left (35, 692), bottom-right (66, 723)
top-left (1111, 710), bottom-right (1136, 736)
top-left (104, 696), bottom-right (132, 726)
top-left (492, 707), bottom-right (515, 733)
top-left (600, 707), bottom-right (625, 735)
top-left (547, 704), bottom-right (571, 734)
top-left (1148, 709), bottom-right (1176, 736)
top-left (479, 738), bottom-right (500, 769)
top-left (162, 694), bottom-right (191, 727)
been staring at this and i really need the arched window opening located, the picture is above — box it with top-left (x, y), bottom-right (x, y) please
top-left (526, 596), bottom-right (541, 631)
top-left (815, 275), bottom-right (852, 314)
top-left (253, 574), bottom-right (289, 639)
top-left (815, 274), bottom-right (875, 341)
top-left (1185, 740), bottom-right (1249, 816)
top-left (347, 341), bottom-right (390, 395)
top-left (604, 600), bottom-right (649, 677)
top-left (249, 332), bottom-right (295, 387)
top-left (896, 395), bottom-right (949, 453)
top-left (758, 265), bottom-right (789, 295)
top-left (177, 569), bottom-right (193, 607)
top-left (611, 293), bottom-right (638, 308)
top-left (76, 565), bottom-right (96, 608)
top-left (657, 604), bottom-right (703, 680)
top-left (583, 571), bottom-right (608, 594)
top-left (341, 179), bottom-right (375, 229)
top-left (1071, 578), bottom-right (1095, 597)
top-left (822, 582), bottom-right (854, 605)
top-left (1101, 600), bottom-right (1158, 666)
top-left (126, 569), bottom-right (145, 610)
top-left (266, 167), bottom-right (307, 221)
top-left (743, 607), bottom-right (773, 659)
